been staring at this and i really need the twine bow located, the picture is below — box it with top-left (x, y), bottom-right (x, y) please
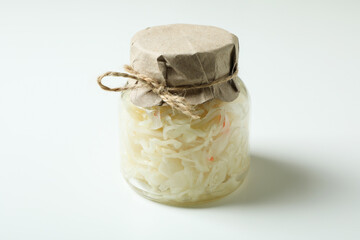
top-left (97, 65), bottom-right (238, 119)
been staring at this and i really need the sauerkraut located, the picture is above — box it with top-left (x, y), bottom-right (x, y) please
top-left (119, 79), bottom-right (250, 205)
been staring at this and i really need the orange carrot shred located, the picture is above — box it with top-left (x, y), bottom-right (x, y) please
top-left (209, 156), bottom-right (214, 161)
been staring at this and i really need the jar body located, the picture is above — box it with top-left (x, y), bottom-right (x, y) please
top-left (119, 78), bottom-right (250, 206)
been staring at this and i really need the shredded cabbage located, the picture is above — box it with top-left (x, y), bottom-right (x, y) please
top-left (119, 79), bottom-right (250, 205)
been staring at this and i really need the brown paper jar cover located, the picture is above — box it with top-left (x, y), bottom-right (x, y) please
top-left (128, 24), bottom-right (240, 108)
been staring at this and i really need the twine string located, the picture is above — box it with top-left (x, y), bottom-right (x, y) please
top-left (97, 65), bottom-right (238, 119)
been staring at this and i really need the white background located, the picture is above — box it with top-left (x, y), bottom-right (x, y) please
top-left (1, 0), bottom-right (359, 239)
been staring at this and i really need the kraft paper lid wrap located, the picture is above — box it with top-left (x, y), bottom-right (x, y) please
top-left (129, 24), bottom-right (240, 108)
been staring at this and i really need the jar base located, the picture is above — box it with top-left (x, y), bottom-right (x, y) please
top-left (125, 168), bottom-right (249, 207)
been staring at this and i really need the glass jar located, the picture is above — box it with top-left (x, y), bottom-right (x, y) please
top-left (119, 77), bottom-right (250, 206)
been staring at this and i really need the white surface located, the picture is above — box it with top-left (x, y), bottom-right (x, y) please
top-left (0, 0), bottom-right (359, 239)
